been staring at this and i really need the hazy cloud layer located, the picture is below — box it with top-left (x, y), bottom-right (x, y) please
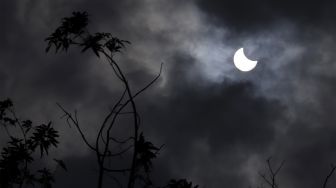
top-left (1, 0), bottom-right (336, 188)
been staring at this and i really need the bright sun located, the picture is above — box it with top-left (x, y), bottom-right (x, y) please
top-left (233, 48), bottom-right (258, 72)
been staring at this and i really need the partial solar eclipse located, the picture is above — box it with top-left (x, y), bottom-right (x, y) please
top-left (233, 48), bottom-right (258, 72)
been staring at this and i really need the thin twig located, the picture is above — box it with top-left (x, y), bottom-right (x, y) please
top-left (56, 103), bottom-right (96, 152)
top-left (323, 164), bottom-right (336, 188)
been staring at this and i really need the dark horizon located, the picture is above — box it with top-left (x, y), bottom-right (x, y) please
top-left (1, 1), bottom-right (336, 188)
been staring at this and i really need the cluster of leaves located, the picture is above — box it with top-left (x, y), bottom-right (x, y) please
top-left (45, 11), bottom-right (88, 52)
top-left (0, 99), bottom-right (65, 188)
top-left (165, 179), bottom-right (199, 188)
top-left (136, 133), bottom-right (159, 173)
top-left (134, 133), bottom-right (160, 186)
top-left (45, 11), bottom-right (129, 57)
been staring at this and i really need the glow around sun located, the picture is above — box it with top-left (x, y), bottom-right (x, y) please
top-left (233, 48), bottom-right (258, 72)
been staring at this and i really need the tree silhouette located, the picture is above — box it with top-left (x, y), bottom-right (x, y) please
top-left (0, 10), bottom-right (197, 187)
top-left (257, 157), bottom-right (336, 188)
top-left (45, 11), bottom-right (166, 188)
top-left (0, 98), bottom-right (65, 188)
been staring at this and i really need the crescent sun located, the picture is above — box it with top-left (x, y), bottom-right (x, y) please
top-left (233, 48), bottom-right (258, 72)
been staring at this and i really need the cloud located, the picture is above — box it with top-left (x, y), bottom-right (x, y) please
top-left (2, 0), bottom-right (336, 188)
top-left (195, 0), bottom-right (336, 32)
top-left (139, 58), bottom-right (287, 187)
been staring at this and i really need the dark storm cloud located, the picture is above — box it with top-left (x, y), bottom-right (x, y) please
top-left (196, 0), bottom-right (336, 31)
top-left (139, 55), bottom-right (286, 188)
top-left (48, 52), bottom-right (288, 188)
top-left (278, 122), bottom-right (336, 188)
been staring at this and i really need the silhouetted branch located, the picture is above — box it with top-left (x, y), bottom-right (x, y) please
top-left (56, 103), bottom-right (96, 152)
top-left (97, 88), bottom-right (127, 147)
top-left (259, 157), bottom-right (285, 188)
top-left (132, 62), bottom-right (163, 99)
top-left (323, 164), bottom-right (336, 188)
top-left (107, 145), bottom-right (134, 157)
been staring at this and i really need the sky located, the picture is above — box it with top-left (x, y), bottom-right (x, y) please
top-left (1, 0), bottom-right (336, 187)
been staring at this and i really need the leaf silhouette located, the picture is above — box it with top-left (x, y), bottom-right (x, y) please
top-left (166, 179), bottom-right (198, 188)
top-left (45, 11), bottom-right (89, 53)
top-left (80, 33), bottom-right (106, 57)
top-left (0, 136), bottom-right (33, 186)
top-left (104, 37), bottom-right (130, 54)
top-left (0, 98), bottom-right (14, 125)
top-left (0, 99), bottom-right (61, 188)
top-left (61, 11), bottom-right (88, 35)
top-left (22, 119), bottom-right (33, 133)
top-left (30, 122), bottom-right (59, 157)
top-left (136, 133), bottom-right (159, 173)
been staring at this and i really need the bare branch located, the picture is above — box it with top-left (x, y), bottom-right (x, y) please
top-left (323, 164), bottom-right (336, 188)
top-left (97, 88), bottom-right (127, 150)
top-left (259, 172), bottom-right (274, 188)
top-left (106, 145), bottom-right (133, 157)
top-left (132, 63), bottom-right (163, 99)
top-left (274, 160), bottom-right (285, 175)
top-left (56, 103), bottom-right (96, 152)
top-left (259, 157), bottom-right (285, 188)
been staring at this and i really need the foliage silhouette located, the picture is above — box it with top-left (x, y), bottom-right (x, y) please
top-left (165, 179), bottom-right (198, 188)
top-left (0, 99), bottom-right (65, 188)
top-left (46, 11), bottom-right (181, 188)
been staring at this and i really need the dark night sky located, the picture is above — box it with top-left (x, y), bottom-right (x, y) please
top-left (1, 0), bottom-right (336, 188)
